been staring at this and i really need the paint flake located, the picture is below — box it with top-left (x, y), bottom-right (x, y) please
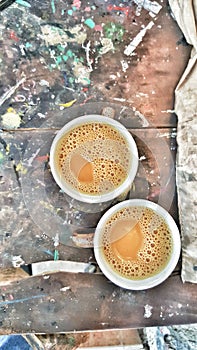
top-left (144, 304), bottom-right (153, 318)
top-left (60, 286), bottom-right (71, 291)
top-left (124, 21), bottom-right (154, 56)
top-left (12, 255), bottom-right (25, 268)
top-left (84, 18), bottom-right (95, 29)
top-left (1, 111), bottom-right (21, 129)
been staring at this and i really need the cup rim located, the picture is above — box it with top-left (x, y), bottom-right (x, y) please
top-left (50, 115), bottom-right (139, 203)
top-left (94, 199), bottom-right (181, 290)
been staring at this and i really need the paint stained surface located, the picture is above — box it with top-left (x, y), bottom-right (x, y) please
top-left (0, 0), bottom-right (196, 335)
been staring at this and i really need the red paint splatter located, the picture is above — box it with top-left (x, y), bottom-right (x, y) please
top-left (80, 96), bottom-right (94, 106)
top-left (72, 0), bottom-right (81, 9)
top-left (84, 6), bottom-right (91, 12)
top-left (35, 155), bottom-right (49, 162)
top-left (107, 5), bottom-right (130, 16)
top-left (94, 24), bottom-right (103, 32)
top-left (82, 87), bottom-right (89, 92)
top-left (9, 30), bottom-right (19, 42)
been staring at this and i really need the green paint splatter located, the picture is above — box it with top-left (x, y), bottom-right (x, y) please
top-left (16, 0), bottom-right (31, 7)
top-left (68, 9), bottom-right (73, 16)
top-left (57, 44), bottom-right (65, 52)
top-left (69, 77), bottom-right (75, 84)
top-left (84, 18), bottom-right (95, 29)
top-left (67, 49), bottom-right (74, 58)
top-left (103, 22), bottom-right (125, 42)
top-left (25, 42), bottom-right (32, 48)
top-left (62, 50), bottom-right (74, 62)
top-left (83, 77), bottom-right (91, 85)
top-left (67, 336), bottom-right (76, 347)
top-left (0, 152), bottom-right (4, 166)
top-left (54, 249), bottom-right (59, 261)
top-left (62, 55), bottom-right (68, 62)
top-left (56, 56), bottom-right (62, 64)
top-left (51, 0), bottom-right (56, 14)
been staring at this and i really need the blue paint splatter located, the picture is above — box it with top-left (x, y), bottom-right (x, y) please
top-left (42, 249), bottom-right (54, 257)
top-left (0, 294), bottom-right (47, 306)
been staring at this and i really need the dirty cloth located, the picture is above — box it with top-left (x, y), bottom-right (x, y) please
top-left (169, 0), bottom-right (197, 283)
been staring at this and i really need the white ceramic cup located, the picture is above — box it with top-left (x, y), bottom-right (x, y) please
top-left (94, 199), bottom-right (181, 290)
top-left (50, 115), bottom-right (139, 212)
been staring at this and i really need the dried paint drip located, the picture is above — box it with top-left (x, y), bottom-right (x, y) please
top-left (144, 304), bottom-right (153, 318)
top-left (1, 109), bottom-right (21, 129)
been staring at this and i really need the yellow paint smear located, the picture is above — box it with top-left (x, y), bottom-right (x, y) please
top-left (15, 162), bottom-right (27, 174)
top-left (59, 99), bottom-right (76, 108)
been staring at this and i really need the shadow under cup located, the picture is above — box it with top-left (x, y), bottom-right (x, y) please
top-left (94, 199), bottom-right (181, 290)
top-left (50, 115), bottom-right (139, 213)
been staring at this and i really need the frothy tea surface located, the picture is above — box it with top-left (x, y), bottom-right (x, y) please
top-left (101, 206), bottom-right (173, 280)
top-left (55, 122), bottom-right (130, 195)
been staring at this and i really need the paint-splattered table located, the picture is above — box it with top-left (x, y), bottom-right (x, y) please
top-left (0, 0), bottom-right (196, 334)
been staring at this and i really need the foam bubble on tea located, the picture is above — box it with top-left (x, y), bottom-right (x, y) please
top-left (101, 206), bottom-right (173, 280)
top-left (55, 122), bottom-right (131, 195)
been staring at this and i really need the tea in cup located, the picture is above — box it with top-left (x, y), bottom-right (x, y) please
top-left (50, 115), bottom-right (139, 212)
top-left (94, 199), bottom-right (181, 289)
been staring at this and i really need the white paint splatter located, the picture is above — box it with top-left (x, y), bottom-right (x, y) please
top-left (60, 286), bottom-right (71, 292)
top-left (136, 92), bottom-right (149, 97)
top-left (12, 255), bottom-right (25, 268)
top-left (37, 113), bottom-right (46, 119)
top-left (144, 304), bottom-right (153, 318)
top-left (43, 275), bottom-right (50, 279)
top-left (124, 21), bottom-right (154, 56)
top-left (39, 79), bottom-right (50, 87)
top-left (100, 37), bottom-right (114, 55)
top-left (133, 0), bottom-right (162, 15)
top-left (139, 155), bottom-right (146, 161)
top-left (1, 112), bottom-right (21, 129)
top-left (121, 60), bottom-right (129, 72)
top-left (109, 74), bottom-right (117, 80)
top-left (134, 109), bottom-right (149, 127)
top-left (72, 61), bottom-right (90, 85)
top-left (27, 148), bottom-right (41, 166)
top-left (161, 109), bottom-right (175, 113)
top-left (0, 77), bottom-right (26, 107)
top-left (113, 97), bottom-right (126, 102)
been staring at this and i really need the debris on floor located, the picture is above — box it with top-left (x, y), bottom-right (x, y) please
top-left (141, 324), bottom-right (197, 350)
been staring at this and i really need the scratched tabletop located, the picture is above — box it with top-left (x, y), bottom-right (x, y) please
top-left (0, 0), bottom-right (196, 334)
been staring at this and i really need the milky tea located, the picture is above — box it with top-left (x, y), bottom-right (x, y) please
top-left (100, 205), bottom-right (173, 281)
top-left (54, 122), bottom-right (131, 197)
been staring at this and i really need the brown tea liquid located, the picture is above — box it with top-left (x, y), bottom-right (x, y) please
top-left (101, 207), bottom-right (173, 280)
top-left (55, 122), bottom-right (131, 195)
